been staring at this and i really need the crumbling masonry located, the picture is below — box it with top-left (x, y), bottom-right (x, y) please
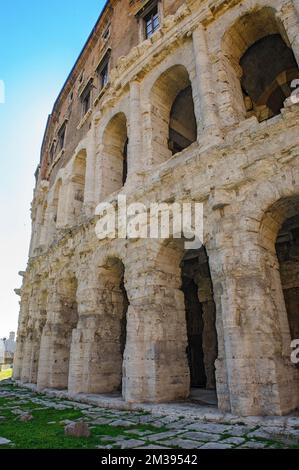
top-left (14, 0), bottom-right (299, 416)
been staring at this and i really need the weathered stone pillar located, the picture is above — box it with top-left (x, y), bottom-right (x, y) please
top-left (208, 228), bottom-right (299, 416)
top-left (128, 80), bottom-right (143, 177)
top-left (13, 291), bottom-right (30, 380)
top-left (192, 24), bottom-right (222, 141)
top-left (123, 278), bottom-right (190, 403)
top-left (123, 243), bottom-right (190, 403)
top-left (37, 280), bottom-right (78, 391)
top-left (84, 132), bottom-right (96, 217)
top-left (277, 3), bottom-right (299, 65)
top-left (20, 329), bottom-right (34, 383)
top-left (68, 267), bottom-right (126, 394)
top-left (19, 284), bottom-right (47, 384)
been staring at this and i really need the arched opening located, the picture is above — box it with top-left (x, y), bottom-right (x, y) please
top-left (150, 65), bottom-right (197, 164)
top-left (222, 7), bottom-right (299, 123)
top-left (98, 258), bottom-right (129, 395)
top-left (54, 276), bottom-right (78, 389)
top-left (37, 274), bottom-right (78, 390)
top-left (101, 113), bottom-right (128, 199)
top-left (155, 238), bottom-right (219, 405)
top-left (258, 195), bottom-right (299, 412)
top-left (181, 247), bottom-right (218, 406)
top-left (276, 213), bottom-right (299, 342)
top-left (71, 150), bottom-right (86, 220)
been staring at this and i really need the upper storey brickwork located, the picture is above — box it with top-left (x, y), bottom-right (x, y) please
top-left (29, 0), bottom-right (299, 258)
top-left (37, 0), bottom-right (186, 185)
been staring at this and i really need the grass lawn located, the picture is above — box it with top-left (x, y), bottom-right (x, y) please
top-left (0, 369), bottom-right (12, 381)
top-left (0, 380), bottom-right (167, 449)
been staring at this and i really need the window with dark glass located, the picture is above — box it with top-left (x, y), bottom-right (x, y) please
top-left (144, 5), bottom-right (159, 38)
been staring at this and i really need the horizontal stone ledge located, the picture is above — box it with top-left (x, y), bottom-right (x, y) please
top-left (12, 380), bottom-right (299, 428)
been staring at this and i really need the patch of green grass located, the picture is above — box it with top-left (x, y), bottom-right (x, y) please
top-left (0, 369), bottom-right (12, 381)
top-left (0, 383), bottom-right (169, 449)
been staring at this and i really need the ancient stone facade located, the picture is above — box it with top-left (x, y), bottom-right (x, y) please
top-left (14, 0), bottom-right (299, 416)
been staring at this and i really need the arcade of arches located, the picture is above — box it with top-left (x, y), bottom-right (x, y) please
top-left (15, 1), bottom-right (299, 418)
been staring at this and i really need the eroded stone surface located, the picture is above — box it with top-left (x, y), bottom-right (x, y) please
top-left (13, 0), bottom-right (299, 419)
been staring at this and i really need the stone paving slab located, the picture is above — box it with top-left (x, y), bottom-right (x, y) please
top-left (1, 381), bottom-right (298, 449)
top-left (184, 422), bottom-right (232, 433)
top-left (118, 439), bottom-right (145, 449)
top-left (182, 431), bottom-right (221, 442)
top-left (200, 442), bottom-right (233, 449)
top-left (137, 445), bottom-right (171, 449)
top-left (220, 437), bottom-right (246, 446)
top-left (145, 430), bottom-right (184, 441)
top-left (110, 419), bottom-right (136, 427)
top-left (161, 438), bottom-right (205, 449)
top-left (14, 380), bottom-right (299, 430)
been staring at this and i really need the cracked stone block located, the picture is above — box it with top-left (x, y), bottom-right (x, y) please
top-left (239, 441), bottom-right (267, 449)
top-left (124, 429), bottom-right (152, 437)
top-left (161, 438), bottom-right (204, 449)
top-left (225, 425), bottom-right (253, 436)
top-left (91, 417), bottom-right (114, 425)
top-left (136, 415), bottom-right (160, 424)
top-left (137, 445), bottom-right (171, 449)
top-left (119, 439), bottom-right (146, 449)
top-left (200, 442), bottom-right (233, 449)
top-left (220, 437), bottom-right (246, 446)
top-left (185, 423), bottom-right (231, 434)
top-left (182, 431), bottom-right (220, 442)
top-left (110, 419), bottom-right (135, 427)
top-left (145, 431), bottom-right (183, 441)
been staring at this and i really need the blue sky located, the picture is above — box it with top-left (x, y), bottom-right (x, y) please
top-left (0, 0), bottom-right (106, 338)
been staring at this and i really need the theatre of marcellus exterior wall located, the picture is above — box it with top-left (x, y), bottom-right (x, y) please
top-left (13, 0), bottom-right (299, 417)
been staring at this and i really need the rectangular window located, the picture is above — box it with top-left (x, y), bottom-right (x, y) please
top-left (100, 62), bottom-right (109, 88)
top-left (97, 52), bottom-right (110, 91)
top-left (58, 123), bottom-right (66, 152)
top-left (82, 90), bottom-right (91, 115)
top-left (81, 80), bottom-right (93, 117)
top-left (144, 5), bottom-right (159, 38)
top-left (49, 142), bottom-right (55, 162)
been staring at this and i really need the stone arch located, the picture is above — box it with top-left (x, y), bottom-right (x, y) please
top-left (158, 238), bottom-right (218, 404)
top-left (37, 269), bottom-right (78, 391)
top-left (221, 6), bottom-right (299, 123)
top-left (97, 256), bottom-right (129, 394)
top-left (218, 176), bottom-right (299, 415)
top-left (149, 64), bottom-right (197, 164)
top-left (260, 195), bottom-right (299, 336)
top-left (123, 237), bottom-right (219, 405)
top-left (100, 112), bottom-right (128, 199)
top-left (68, 248), bottom-right (130, 395)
